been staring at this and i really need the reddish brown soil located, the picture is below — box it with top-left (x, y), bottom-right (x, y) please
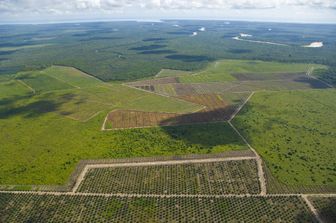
top-left (106, 94), bottom-right (237, 129)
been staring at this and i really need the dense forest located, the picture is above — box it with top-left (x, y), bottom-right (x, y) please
top-left (0, 20), bottom-right (335, 81)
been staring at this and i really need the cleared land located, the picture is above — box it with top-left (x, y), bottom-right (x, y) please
top-left (0, 194), bottom-right (317, 222)
top-left (309, 197), bottom-right (336, 223)
top-left (77, 159), bottom-right (260, 195)
top-left (232, 89), bottom-right (336, 191)
top-left (127, 60), bottom-right (330, 98)
top-left (105, 93), bottom-right (248, 129)
top-left (179, 60), bottom-right (327, 83)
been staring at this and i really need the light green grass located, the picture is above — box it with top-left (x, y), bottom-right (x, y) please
top-left (233, 89), bottom-right (336, 187)
top-left (156, 69), bottom-right (192, 78)
top-left (179, 60), bottom-right (327, 83)
top-left (45, 66), bottom-right (102, 88)
top-left (0, 44), bottom-right (52, 51)
top-left (0, 80), bottom-right (32, 98)
top-left (9, 67), bottom-right (202, 121)
top-left (16, 71), bottom-right (75, 93)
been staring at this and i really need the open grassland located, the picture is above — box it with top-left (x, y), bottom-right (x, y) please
top-left (0, 80), bottom-right (32, 97)
top-left (4, 66), bottom-right (202, 121)
top-left (16, 71), bottom-right (74, 93)
top-left (156, 69), bottom-right (192, 78)
top-left (232, 89), bottom-right (336, 189)
top-left (77, 160), bottom-right (260, 194)
top-left (309, 197), bottom-right (336, 223)
top-left (43, 66), bottom-right (102, 88)
top-left (0, 194), bottom-right (317, 222)
top-left (179, 60), bottom-right (327, 83)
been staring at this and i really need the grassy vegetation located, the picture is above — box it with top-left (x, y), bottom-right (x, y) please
top-left (0, 66), bottom-right (246, 186)
top-left (16, 71), bottom-right (74, 93)
top-left (5, 66), bottom-right (202, 121)
top-left (233, 89), bottom-right (336, 187)
top-left (179, 60), bottom-right (327, 83)
top-left (0, 194), bottom-right (316, 222)
top-left (314, 67), bottom-right (336, 87)
top-left (156, 69), bottom-right (192, 77)
top-left (0, 80), bottom-right (31, 97)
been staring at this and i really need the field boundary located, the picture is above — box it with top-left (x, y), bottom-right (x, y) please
top-left (302, 195), bottom-right (324, 223)
top-left (0, 150), bottom-right (255, 192)
top-left (227, 92), bottom-right (267, 196)
top-left (16, 79), bottom-right (36, 94)
top-left (306, 66), bottom-right (333, 88)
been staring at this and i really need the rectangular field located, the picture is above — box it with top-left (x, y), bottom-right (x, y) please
top-left (0, 194), bottom-right (317, 222)
top-left (77, 159), bottom-right (260, 195)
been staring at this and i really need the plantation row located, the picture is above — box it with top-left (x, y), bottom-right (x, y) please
top-left (309, 197), bottom-right (336, 223)
top-left (106, 110), bottom-right (178, 129)
top-left (0, 193), bottom-right (317, 222)
top-left (77, 160), bottom-right (260, 194)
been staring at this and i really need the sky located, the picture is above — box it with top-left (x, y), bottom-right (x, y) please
top-left (0, 0), bottom-right (336, 24)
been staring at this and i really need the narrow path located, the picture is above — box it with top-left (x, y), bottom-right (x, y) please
top-left (71, 156), bottom-right (257, 193)
top-left (302, 195), bottom-right (324, 223)
top-left (226, 90), bottom-right (267, 195)
top-left (16, 80), bottom-right (35, 94)
top-left (306, 66), bottom-right (333, 88)
top-left (66, 110), bottom-right (103, 123)
top-left (44, 72), bottom-right (80, 89)
top-left (229, 91), bottom-right (254, 121)
top-left (229, 122), bottom-right (267, 196)
top-left (232, 36), bottom-right (289, 46)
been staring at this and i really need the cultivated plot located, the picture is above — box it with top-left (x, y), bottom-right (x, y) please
top-left (0, 194), bottom-right (317, 223)
top-left (104, 93), bottom-right (248, 129)
top-left (77, 159), bottom-right (260, 195)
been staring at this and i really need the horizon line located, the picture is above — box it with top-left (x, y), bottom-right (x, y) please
top-left (1, 18), bottom-right (336, 26)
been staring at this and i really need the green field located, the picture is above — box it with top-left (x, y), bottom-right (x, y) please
top-left (156, 69), bottom-right (192, 78)
top-left (233, 89), bottom-right (336, 187)
top-left (0, 194), bottom-right (317, 222)
top-left (0, 66), bottom-right (247, 186)
top-left (179, 60), bottom-right (327, 83)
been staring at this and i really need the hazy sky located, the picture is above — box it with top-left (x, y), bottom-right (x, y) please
top-left (0, 0), bottom-right (336, 24)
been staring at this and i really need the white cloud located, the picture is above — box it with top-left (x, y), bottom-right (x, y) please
top-left (0, 0), bottom-right (335, 23)
top-left (1, 0), bottom-right (336, 15)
